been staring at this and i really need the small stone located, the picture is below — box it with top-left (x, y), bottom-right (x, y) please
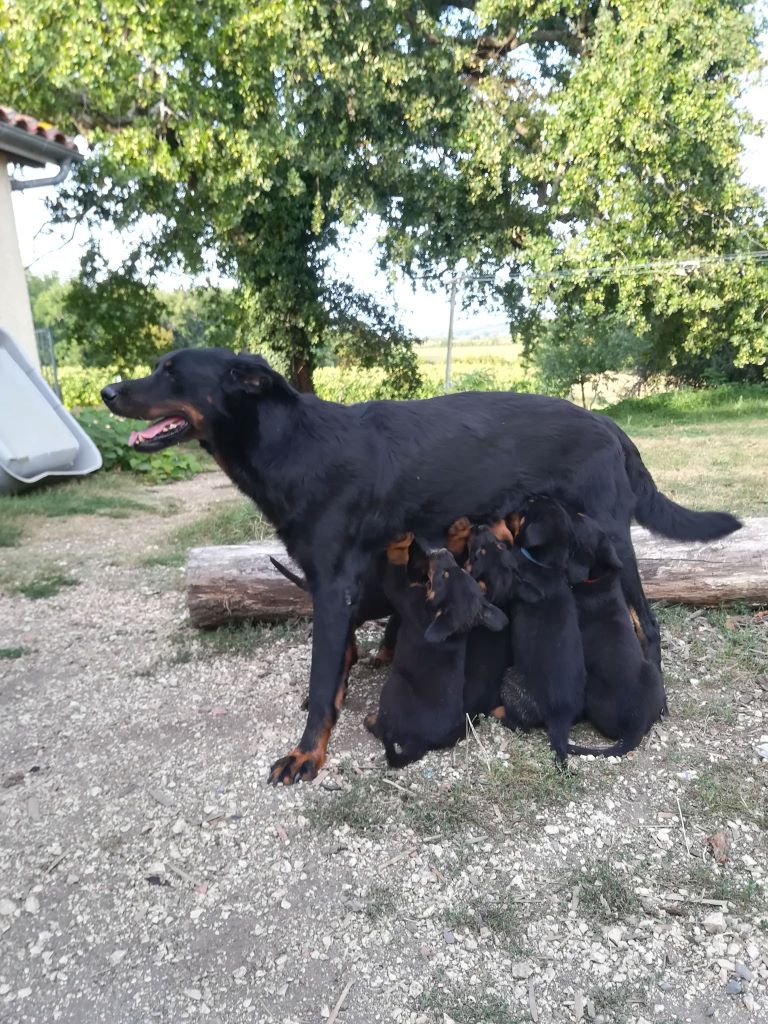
top-left (725, 978), bottom-right (743, 995)
top-left (232, 966), bottom-right (246, 980)
top-left (735, 962), bottom-right (752, 981)
top-left (443, 930), bottom-right (455, 945)
top-left (17, 988), bottom-right (31, 999)
top-left (24, 895), bottom-right (40, 915)
top-left (676, 769), bottom-right (698, 782)
top-left (0, 898), bottom-right (16, 915)
top-left (171, 818), bottom-right (186, 835)
top-left (755, 743), bottom-right (768, 760)
top-left (148, 787), bottom-right (175, 807)
top-left (511, 961), bottom-right (533, 979)
top-left (743, 993), bottom-right (757, 1012)
top-left (703, 911), bottom-right (726, 934)
top-left (109, 949), bottom-right (126, 966)
top-left (184, 988), bottom-right (202, 1001)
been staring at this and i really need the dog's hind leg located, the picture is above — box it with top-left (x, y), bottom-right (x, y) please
top-left (374, 613), bottom-right (400, 667)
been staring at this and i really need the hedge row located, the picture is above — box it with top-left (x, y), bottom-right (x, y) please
top-left (59, 360), bottom-right (536, 408)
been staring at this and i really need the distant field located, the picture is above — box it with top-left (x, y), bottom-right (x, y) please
top-left (417, 339), bottom-right (522, 366)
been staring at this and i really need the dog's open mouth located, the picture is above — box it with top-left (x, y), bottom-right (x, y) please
top-left (128, 416), bottom-right (191, 452)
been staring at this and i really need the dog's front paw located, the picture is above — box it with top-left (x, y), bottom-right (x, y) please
top-left (268, 747), bottom-right (324, 785)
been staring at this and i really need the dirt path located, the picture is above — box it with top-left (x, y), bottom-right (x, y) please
top-left (0, 473), bottom-right (766, 1024)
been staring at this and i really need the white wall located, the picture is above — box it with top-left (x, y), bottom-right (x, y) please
top-left (0, 154), bottom-right (40, 372)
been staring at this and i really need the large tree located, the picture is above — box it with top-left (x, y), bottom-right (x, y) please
top-left (3, 1), bottom-right (766, 386)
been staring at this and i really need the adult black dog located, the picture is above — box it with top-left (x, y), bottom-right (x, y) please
top-left (102, 348), bottom-right (740, 784)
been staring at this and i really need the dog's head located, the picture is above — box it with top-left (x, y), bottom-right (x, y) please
top-left (101, 348), bottom-right (296, 452)
top-left (508, 496), bottom-right (573, 601)
top-left (568, 512), bottom-right (623, 585)
top-left (466, 525), bottom-right (516, 604)
top-left (424, 549), bottom-right (507, 643)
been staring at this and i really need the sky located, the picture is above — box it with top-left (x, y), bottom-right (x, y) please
top-left (10, 73), bottom-right (768, 342)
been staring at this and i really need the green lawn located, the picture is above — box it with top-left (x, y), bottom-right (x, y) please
top-left (605, 385), bottom-right (767, 516)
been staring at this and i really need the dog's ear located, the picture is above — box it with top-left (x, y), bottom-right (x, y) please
top-left (226, 355), bottom-right (298, 399)
top-left (424, 609), bottom-right (457, 644)
top-left (480, 601), bottom-right (508, 632)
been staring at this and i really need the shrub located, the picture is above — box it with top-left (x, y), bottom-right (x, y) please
top-left (74, 408), bottom-right (203, 483)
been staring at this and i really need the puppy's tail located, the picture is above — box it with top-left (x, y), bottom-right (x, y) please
top-left (269, 556), bottom-right (307, 591)
top-left (567, 738), bottom-right (633, 758)
top-left (612, 422), bottom-right (741, 541)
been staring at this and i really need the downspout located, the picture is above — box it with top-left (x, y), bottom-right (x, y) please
top-left (10, 157), bottom-right (75, 191)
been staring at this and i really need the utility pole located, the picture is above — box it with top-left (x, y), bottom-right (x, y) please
top-left (444, 273), bottom-right (458, 392)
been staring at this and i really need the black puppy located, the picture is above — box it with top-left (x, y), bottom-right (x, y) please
top-left (365, 540), bottom-right (507, 767)
top-left (567, 514), bottom-right (667, 756)
top-left (468, 499), bottom-right (585, 763)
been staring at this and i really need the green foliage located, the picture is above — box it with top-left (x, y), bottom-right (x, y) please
top-left (0, 647), bottom-right (28, 659)
top-left (7, 1), bottom-right (764, 385)
top-left (530, 314), bottom-right (641, 407)
top-left (63, 256), bottom-right (173, 371)
top-left (74, 408), bottom-right (203, 483)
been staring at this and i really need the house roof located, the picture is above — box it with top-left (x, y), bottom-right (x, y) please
top-left (0, 107), bottom-right (82, 166)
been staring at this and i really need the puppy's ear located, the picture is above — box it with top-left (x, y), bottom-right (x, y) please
top-left (597, 535), bottom-right (623, 572)
top-left (567, 554), bottom-right (592, 585)
top-left (521, 521), bottom-right (549, 549)
top-left (424, 610), bottom-right (456, 644)
top-left (480, 601), bottom-right (508, 632)
top-left (226, 355), bottom-right (297, 399)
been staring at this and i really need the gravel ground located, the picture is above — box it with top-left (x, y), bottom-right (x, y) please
top-left (1, 471), bottom-right (766, 1024)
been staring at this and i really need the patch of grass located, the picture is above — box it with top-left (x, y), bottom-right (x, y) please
top-left (569, 861), bottom-right (639, 922)
top-left (365, 883), bottom-right (398, 921)
top-left (689, 761), bottom-right (766, 828)
top-left (306, 773), bottom-right (392, 832)
top-left (444, 892), bottom-right (528, 955)
top-left (478, 736), bottom-right (586, 822)
top-left (0, 647), bottom-right (28, 659)
top-left (15, 572), bottom-right (80, 600)
top-left (0, 481), bottom-right (153, 520)
top-left (141, 551), bottom-right (186, 569)
top-left (171, 500), bottom-right (271, 549)
top-left (147, 499), bottom-right (273, 569)
top-left (606, 384), bottom-right (767, 427)
top-left (419, 985), bottom-right (523, 1024)
top-left (0, 520), bottom-right (23, 547)
top-left (593, 981), bottom-right (649, 1024)
top-left (171, 620), bottom-right (305, 663)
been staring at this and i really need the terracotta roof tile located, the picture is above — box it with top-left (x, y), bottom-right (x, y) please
top-left (0, 106), bottom-right (79, 152)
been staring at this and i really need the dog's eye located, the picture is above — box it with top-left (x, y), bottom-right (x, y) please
top-left (480, 548), bottom-right (486, 556)
top-left (496, 543), bottom-right (504, 550)
top-left (443, 570), bottom-right (450, 579)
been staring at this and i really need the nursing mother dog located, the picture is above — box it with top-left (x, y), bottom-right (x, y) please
top-left (102, 348), bottom-right (740, 785)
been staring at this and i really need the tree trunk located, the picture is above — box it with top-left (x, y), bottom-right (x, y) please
top-left (289, 330), bottom-right (315, 393)
top-left (185, 518), bottom-right (768, 627)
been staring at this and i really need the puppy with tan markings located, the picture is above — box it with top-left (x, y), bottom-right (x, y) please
top-left (365, 538), bottom-right (507, 768)
top-left (468, 497), bottom-right (585, 764)
top-left (567, 513), bottom-right (667, 756)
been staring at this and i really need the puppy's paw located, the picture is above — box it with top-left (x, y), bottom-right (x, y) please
top-left (446, 516), bottom-right (471, 555)
top-left (386, 533), bottom-right (414, 565)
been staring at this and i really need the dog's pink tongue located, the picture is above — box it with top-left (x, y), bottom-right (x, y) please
top-left (129, 417), bottom-right (185, 446)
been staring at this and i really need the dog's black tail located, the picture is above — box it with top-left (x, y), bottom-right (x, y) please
top-left (269, 556), bottom-right (307, 591)
top-left (617, 427), bottom-right (741, 541)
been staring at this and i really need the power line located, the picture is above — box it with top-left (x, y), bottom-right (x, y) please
top-left (522, 249), bottom-right (768, 283)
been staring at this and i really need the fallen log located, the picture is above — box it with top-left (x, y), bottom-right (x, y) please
top-left (185, 518), bottom-right (768, 627)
